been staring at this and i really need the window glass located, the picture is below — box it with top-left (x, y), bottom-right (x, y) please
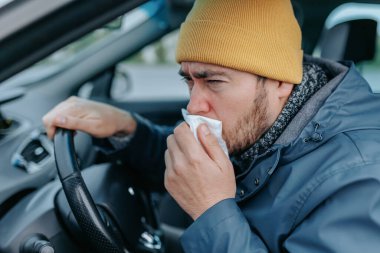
top-left (36, 26), bottom-right (118, 67)
top-left (110, 30), bottom-right (189, 102)
top-left (3, 2), bottom-right (153, 89)
top-left (2, 22), bottom-right (122, 89)
top-left (0, 0), bottom-right (13, 9)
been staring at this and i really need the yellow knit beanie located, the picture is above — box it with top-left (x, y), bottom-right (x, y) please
top-left (176, 0), bottom-right (303, 84)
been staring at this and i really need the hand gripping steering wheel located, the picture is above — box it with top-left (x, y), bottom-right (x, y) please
top-left (54, 128), bottom-right (163, 253)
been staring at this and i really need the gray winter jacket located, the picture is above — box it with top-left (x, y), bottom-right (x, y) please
top-left (104, 56), bottom-right (380, 252)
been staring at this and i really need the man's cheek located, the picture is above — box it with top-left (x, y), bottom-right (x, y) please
top-left (221, 129), bottom-right (232, 152)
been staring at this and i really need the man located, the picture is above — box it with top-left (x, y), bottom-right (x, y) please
top-left (43, 0), bottom-right (380, 252)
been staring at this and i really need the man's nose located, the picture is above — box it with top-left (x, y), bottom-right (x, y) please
top-left (186, 84), bottom-right (210, 115)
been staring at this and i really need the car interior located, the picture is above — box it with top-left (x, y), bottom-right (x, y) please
top-left (317, 18), bottom-right (377, 64)
top-left (0, 0), bottom-right (379, 252)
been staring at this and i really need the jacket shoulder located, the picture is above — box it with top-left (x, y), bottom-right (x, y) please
top-left (290, 129), bottom-right (380, 226)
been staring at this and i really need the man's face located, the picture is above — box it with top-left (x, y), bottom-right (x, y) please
top-left (180, 62), bottom-right (272, 154)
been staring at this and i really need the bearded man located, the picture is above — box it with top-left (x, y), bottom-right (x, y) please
top-left (43, 0), bottom-right (380, 252)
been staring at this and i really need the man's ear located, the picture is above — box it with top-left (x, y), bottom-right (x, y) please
top-left (277, 82), bottom-right (294, 100)
top-left (262, 79), bottom-right (294, 124)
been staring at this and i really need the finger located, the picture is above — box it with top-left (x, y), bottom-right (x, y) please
top-left (166, 135), bottom-right (187, 172)
top-left (164, 149), bottom-right (172, 170)
top-left (42, 114), bottom-right (56, 139)
top-left (45, 124), bottom-right (56, 140)
top-left (164, 149), bottom-right (173, 177)
top-left (173, 122), bottom-right (203, 158)
top-left (51, 115), bottom-right (94, 135)
top-left (42, 100), bottom-right (74, 138)
top-left (197, 124), bottom-right (230, 170)
top-left (164, 149), bottom-right (175, 192)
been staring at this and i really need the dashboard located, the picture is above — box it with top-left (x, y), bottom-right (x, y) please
top-left (0, 81), bottom-right (96, 217)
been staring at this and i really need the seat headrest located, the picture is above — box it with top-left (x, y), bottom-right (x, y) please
top-left (319, 19), bottom-right (377, 64)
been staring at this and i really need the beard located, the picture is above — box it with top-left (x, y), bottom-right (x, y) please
top-left (223, 85), bottom-right (270, 154)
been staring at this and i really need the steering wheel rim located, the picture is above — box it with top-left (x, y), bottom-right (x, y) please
top-left (54, 128), bottom-right (128, 253)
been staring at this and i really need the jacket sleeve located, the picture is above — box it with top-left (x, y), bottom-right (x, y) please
top-left (181, 198), bottom-right (269, 253)
top-left (283, 174), bottom-right (380, 253)
top-left (93, 113), bottom-right (174, 191)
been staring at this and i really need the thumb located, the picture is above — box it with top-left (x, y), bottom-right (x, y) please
top-left (197, 124), bottom-right (230, 170)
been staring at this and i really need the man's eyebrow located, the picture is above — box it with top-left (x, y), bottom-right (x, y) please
top-left (178, 69), bottom-right (228, 79)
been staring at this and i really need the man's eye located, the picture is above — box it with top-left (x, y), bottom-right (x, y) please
top-left (206, 80), bottom-right (227, 92)
top-left (181, 76), bottom-right (192, 84)
top-left (207, 80), bottom-right (221, 84)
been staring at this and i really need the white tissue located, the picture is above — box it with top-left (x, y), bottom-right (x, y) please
top-left (181, 109), bottom-right (229, 157)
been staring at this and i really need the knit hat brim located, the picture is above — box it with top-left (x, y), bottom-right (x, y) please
top-left (176, 20), bottom-right (303, 84)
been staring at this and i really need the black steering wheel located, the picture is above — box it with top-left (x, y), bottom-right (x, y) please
top-left (53, 128), bottom-right (163, 253)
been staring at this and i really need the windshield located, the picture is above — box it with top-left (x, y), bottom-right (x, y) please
top-left (0, 0), bottom-right (13, 9)
top-left (1, 1), bottom-right (155, 89)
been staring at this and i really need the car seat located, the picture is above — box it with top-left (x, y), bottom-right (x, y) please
top-left (316, 18), bottom-right (378, 64)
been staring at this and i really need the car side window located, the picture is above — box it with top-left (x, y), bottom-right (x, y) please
top-left (109, 30), bottom-right (189, 102)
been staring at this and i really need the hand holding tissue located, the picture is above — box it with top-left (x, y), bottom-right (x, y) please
top-left (181, 109), bottom-right (229, 157)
